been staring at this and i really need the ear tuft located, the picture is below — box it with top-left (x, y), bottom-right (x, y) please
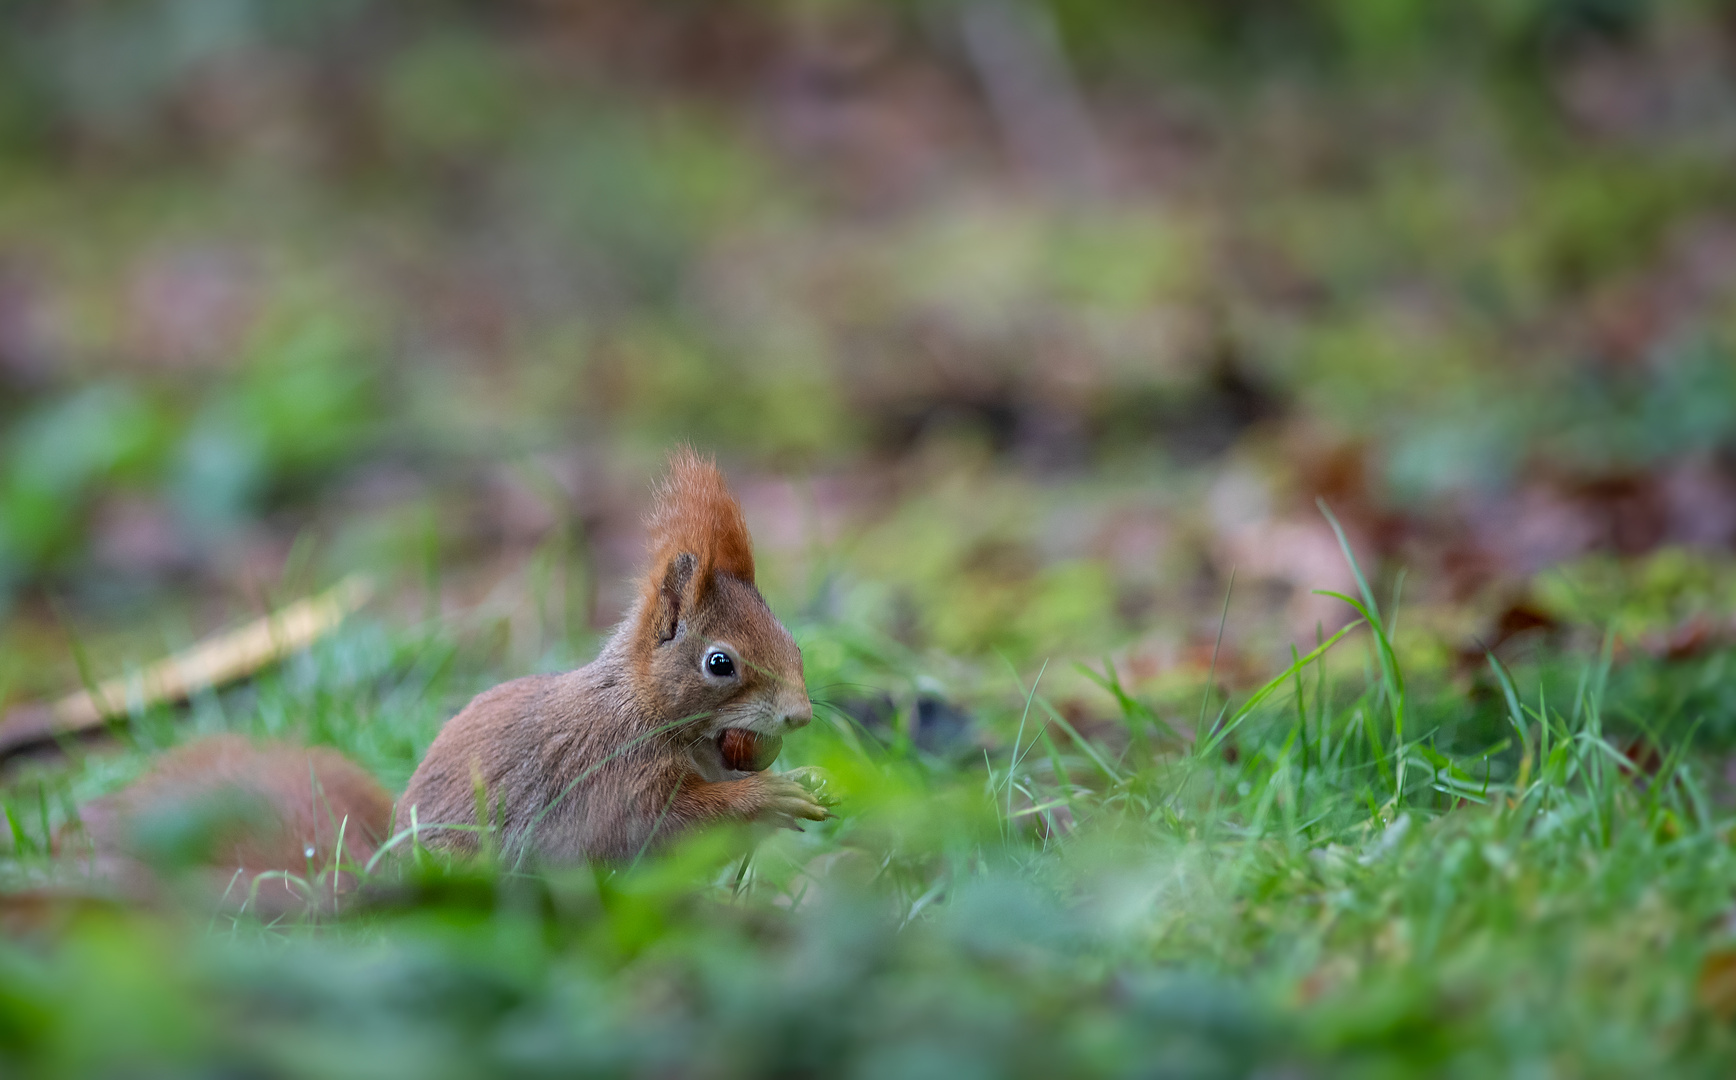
top-left (641, 447), bottom-right (755, 613)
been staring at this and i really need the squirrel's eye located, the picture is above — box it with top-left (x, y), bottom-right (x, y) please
top-left (705, 650), bottom-right (736, 678)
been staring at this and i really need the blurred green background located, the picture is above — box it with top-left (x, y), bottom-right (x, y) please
top-left (6, 0), bottom-right (1736, 697)
top-left (9, 1), bottom-right (1736, 1075)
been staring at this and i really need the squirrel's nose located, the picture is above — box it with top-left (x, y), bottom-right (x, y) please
top-left (781, 699), bottom-right (813, 730)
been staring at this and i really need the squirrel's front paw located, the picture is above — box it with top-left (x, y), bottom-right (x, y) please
top-left (754, 773), bottom-right (831, 830)
top-left (782, 766), bottom-right (840, 809)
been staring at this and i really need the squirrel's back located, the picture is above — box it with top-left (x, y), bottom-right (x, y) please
top-left (395, 670), bottom-right (664, 859)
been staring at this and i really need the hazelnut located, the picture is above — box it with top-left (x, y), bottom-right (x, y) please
top-left (718, 729), bottom-right (782, 772)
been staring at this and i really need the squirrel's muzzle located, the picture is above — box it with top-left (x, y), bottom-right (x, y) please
top-left (779, 696), bottom-right (813, 731)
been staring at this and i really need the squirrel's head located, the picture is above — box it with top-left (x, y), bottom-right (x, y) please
top-left (627, 448), bottom-right (811, 759)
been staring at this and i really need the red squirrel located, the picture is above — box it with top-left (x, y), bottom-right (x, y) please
top-left (64, 449), bottom-right (824, 902)
top-left (397, 448), bottom-right (827, 860)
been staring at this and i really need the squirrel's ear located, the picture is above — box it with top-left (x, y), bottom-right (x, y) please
top-left (638, 448), bottom-right (753, 643)
top-left (652, 551), bottom-right (698, 644)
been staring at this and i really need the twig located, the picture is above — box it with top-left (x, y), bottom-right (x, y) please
top-left (0, 575), bottom-right (374, 759)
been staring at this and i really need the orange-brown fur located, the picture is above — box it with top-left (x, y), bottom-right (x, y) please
top-left (397, 448), bottom-right (824, 861)
top-left (63, 734), bottom-right (393, 912)
top-left (643, 450), bottom-right (757, 596)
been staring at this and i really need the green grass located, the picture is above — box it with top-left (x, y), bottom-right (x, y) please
top-left (5, 549), bottom-right (1736, 1079)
